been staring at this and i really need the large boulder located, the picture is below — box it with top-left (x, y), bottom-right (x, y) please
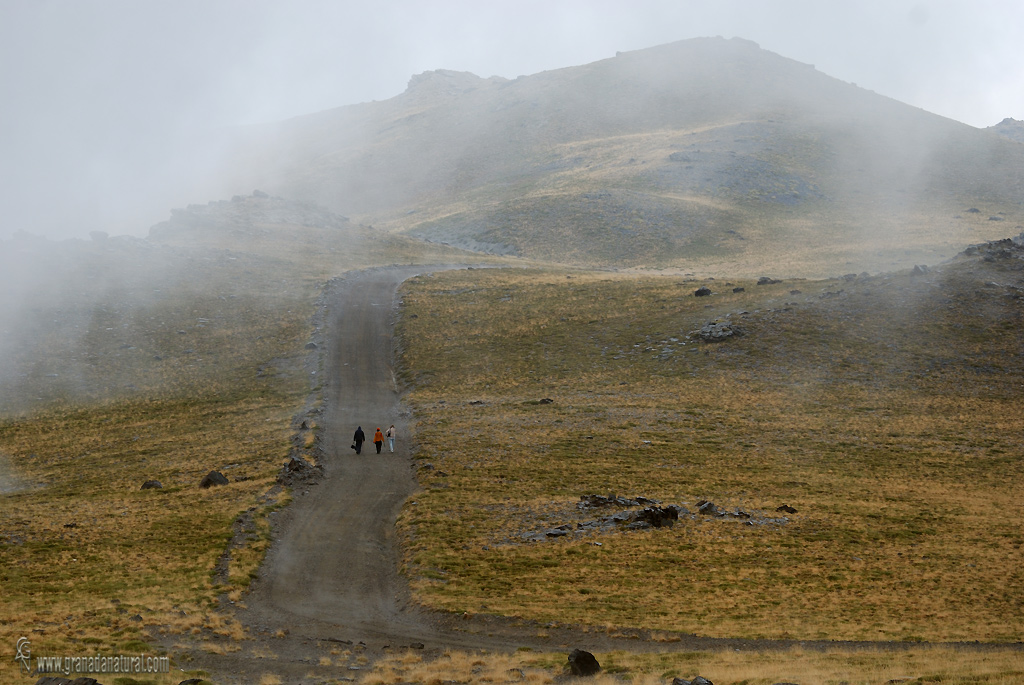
top-left (567, 649), bottom-right (601, 676)
top-left (199, 471), bottom-right (229, 488)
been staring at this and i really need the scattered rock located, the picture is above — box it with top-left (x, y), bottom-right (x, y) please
top-left (538, 398), bottom-right (554, 404)
top-left (672, 677), bottom-right (713, 685)
top-left (757, 276), bottom-right (781, 285)
top-left (199, 471), bottom-right (229, 489)
top-left (277, 455), bottom-right (324, 487)
top-left (911, 264), bottom-right (929, 276)
top-left (140, 480), bottom-right (163, 490)
top-left (697, 322), bottom-right (741, 341)
top-left (524, 496), bottom-right (786, 544)
top-left (697, 500), bottom-right (721, 516)
top-left (635, 505), bottom-right (679, 528)
top-left (776, 504), bottom-right (798, 514)
top-left (578, 494), bottom-right (660, 509)
top-left (284, 457), bottom-right (310, 472)
top-left (694, 286), bottom-right (712, 297)
top-left (733, 286), bottom-right (745, 292)
top-left (567, 649), bottom-right (601, 676)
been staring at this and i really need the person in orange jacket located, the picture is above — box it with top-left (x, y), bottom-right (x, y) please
top-left (373, 427), bottom-right (385, 454)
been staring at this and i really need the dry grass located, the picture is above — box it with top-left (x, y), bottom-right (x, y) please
top-left (383, 119), bottom-right (1021, 277)
top-left (396, 265), bottom-right (1024, 643)
top-left (362, 647), bottom-right (1024, 685)
top-left (0, 391), bottom-right (294, 679)
top-left (361, 649), bottom-right (554, 685)
top-left (0, 198), bottom-right (487, 680)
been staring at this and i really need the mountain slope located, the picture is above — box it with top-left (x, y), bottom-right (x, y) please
top-left (218, 37), bottom-right (1024, 276)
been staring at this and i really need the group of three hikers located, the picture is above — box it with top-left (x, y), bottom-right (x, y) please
top-left (351, 424), bottom-right (396, 454)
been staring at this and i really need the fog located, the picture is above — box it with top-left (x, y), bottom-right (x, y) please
top-left (0, 1), bottom-right (1021, 411)
top-left (1, 0), bottom-right (1022, 241)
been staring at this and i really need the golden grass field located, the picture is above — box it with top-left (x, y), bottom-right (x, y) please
top-left (362, 647), bottom-right (1024, 685)
top-left (1, 197), bottom-right (1022, 683)
top-left (0, 206), bottom-right (484, 683)
top-left (396, 265), bottom-right (1024, 645)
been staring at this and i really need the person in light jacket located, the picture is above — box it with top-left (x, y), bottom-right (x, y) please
top-left (386, 425), bottom-right (396, 452)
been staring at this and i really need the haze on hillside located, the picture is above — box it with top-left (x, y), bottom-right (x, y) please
top-left (1, 24), bottom-right (1023, 410)
top-left (1, 1), bottom-right (1023, 242)
top-left (216, 37), bottom-right (1024, 276)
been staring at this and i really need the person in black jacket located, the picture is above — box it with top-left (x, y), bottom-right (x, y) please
top-left (352, 426), bottom-right (365, 454)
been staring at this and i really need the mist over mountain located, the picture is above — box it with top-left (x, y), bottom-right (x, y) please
top-left (212, 37), bottom-right (1023, 276)
top-left (990, 117), bottom-right (1024, 144)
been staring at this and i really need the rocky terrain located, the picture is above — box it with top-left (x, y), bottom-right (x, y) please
top-left (210, 37), bottom-right (1024, 273)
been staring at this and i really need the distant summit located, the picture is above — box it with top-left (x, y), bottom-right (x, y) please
top-left (989, 117), bottom-right (1024, 144)
top-left (404, 69), bottom-right (506, 98)
top-left (216, 36), bottom-right (1024, 276)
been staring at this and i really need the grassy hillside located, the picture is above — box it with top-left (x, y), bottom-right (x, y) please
top-left (217, 37), bottom-right (1024, 274)
top-left (395, 239), bottom-right (1024, 642)
top-left (2, 187), bottom-right (1022, 680)
top-left (0, 195), bottom-right (483, 682)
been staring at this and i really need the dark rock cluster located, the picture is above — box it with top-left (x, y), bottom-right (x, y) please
top-left (520, 496), bottom-right (795, 543)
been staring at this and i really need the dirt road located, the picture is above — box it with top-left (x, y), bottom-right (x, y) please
top-left (177, 267), bottom-right (1012, 684)
top-left (189, 266), bottom-right (564, 683)
top-left (243, 267), bottom-right (427, 643)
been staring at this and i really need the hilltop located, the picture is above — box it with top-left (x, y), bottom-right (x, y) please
top-left (215, 37), bottom-right (1024, 276)
top-left (990, 117), bottom-right (1024, 144)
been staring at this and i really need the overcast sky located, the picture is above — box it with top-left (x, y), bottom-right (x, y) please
top-left (1, 0), bottom-right (1022, 240)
